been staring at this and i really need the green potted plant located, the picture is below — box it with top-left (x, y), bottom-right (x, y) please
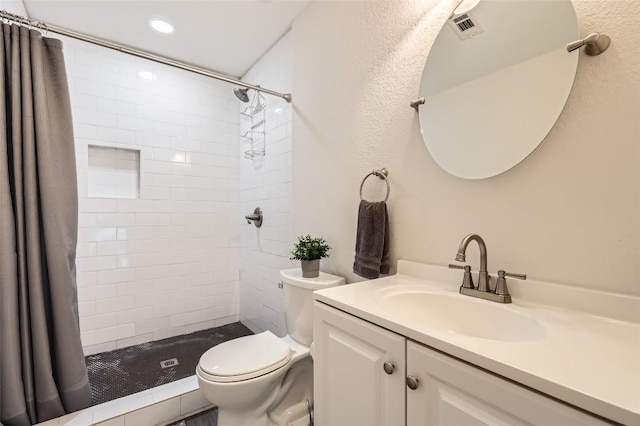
top-left (290, 235), bottom-right (331, 278)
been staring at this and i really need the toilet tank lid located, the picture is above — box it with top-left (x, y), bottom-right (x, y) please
top-left (280, 269), bottom-right (345, 290)
top-left (199, 331), bottom-right (292, 378)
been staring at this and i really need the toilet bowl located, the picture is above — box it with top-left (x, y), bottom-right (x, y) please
top-left (196, 269), bottom-right (344, 426)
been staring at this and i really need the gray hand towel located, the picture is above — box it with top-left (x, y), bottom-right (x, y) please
top-left (353, 200), bottom-right (390, 279)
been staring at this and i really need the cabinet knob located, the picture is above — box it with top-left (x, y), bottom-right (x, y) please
top-left (383, 361), bottom-right (395, 374)
top-left (406, 375), bottom-right (419, 390)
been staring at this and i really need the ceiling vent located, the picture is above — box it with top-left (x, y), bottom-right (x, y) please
top-left (448, 12), bottom-right (484, 40)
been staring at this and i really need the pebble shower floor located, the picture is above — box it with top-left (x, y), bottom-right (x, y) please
top-left (85, 322), bottom-right (253, 405)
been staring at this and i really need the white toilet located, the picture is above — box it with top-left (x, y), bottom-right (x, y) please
top-left (196, 269), bottom-right (344, 426)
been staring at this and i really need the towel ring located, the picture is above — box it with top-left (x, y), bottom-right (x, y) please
top-left (359, 168), bottom-right (390, 202)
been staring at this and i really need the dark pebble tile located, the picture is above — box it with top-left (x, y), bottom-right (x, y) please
top-left (167, 407), bottom-right (218, 426)
top-left (85, 322), bottom-right (253, 405)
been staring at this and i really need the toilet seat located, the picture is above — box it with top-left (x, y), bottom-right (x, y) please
top-left (198, 331), bottom-right (293, 383)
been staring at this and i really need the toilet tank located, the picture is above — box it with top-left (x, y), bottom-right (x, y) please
top-left (280, 269), bottom-right (345, 346)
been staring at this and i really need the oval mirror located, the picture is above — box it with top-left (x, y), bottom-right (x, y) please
top-left (418, 0), bottom-right (579, 179)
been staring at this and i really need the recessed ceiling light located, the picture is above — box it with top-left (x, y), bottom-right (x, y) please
top-left (149, 19), bottom-right (174, 34)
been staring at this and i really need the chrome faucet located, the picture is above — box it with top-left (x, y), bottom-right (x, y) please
top-left (455, 234), bottom-right (490, 292)
top-left (449, 234), bottom-right (526, 304)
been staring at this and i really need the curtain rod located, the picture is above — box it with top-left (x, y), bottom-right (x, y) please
top-left (0, 9), bottom-right (292, 103)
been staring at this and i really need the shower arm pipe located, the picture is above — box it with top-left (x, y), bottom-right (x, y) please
top-left (0, 10), bottom-right (292, 103)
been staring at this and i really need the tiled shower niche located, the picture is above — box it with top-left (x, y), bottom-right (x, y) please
top-left (88, 145), bottom-right (140, 199)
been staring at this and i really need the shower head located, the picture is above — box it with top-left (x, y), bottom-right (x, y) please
top-left (234, 88), bottom-right (250, 102)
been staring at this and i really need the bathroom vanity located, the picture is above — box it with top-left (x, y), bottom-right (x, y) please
top-left (312, 261), bottom-right (639, 426)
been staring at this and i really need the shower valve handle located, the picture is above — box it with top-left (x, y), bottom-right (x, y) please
top-left (245, 207), bottom-right (263, 228)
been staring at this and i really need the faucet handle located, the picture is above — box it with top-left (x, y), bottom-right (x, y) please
top-left (499, 270), bottom-right (527, 280)
top-left (448, 264), bottom-right (474, 289)
top-left (495, 270), bottom-right (526, 296)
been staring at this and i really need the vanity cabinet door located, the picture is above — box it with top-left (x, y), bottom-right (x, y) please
top-left (313, 301), bottom-right (406, 426)
top-left (406, 341), bottom-right (610, 426)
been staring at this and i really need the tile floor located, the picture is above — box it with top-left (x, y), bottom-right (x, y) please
top-left (167, 407), bottom-right (218, 426)
top-left (86, 322), bottom-right (253, 405)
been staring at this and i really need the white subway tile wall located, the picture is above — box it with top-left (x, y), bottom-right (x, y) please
top-left (62, 35), bottom-right (242, 354)
top-left (240, 32), bottom-right (295, 336)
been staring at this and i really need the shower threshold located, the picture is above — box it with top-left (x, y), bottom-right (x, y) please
top-left (85, 322), bottom-right (253, 406)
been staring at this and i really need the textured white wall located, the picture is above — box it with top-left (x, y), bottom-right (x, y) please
top-left (63, 36), bottom-right (242, 354)
top-left (292, 0), bottom-right (640, 295)
top-left (239, 32), bottom-right (295, 336)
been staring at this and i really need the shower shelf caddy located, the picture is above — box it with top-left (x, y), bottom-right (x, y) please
top-left (241, 92), bottom-right (266, 160)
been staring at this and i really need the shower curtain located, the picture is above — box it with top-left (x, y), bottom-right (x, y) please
top-left (0, 23), bottom-right (91, 425)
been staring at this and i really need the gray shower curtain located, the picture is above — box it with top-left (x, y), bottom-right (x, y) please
top-left (0, 24), bottom-right (92, 426)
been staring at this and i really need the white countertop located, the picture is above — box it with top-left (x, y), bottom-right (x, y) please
top-left (314, 261), bottom-right (640, 425)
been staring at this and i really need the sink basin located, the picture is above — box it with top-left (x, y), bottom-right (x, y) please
top-left (376, 289), bottom-right (546, 342)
